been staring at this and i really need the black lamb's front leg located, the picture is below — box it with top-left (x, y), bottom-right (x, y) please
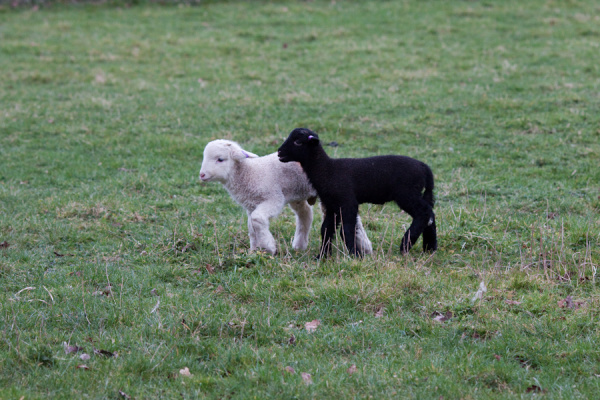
top-left (340, 205), bottom-right (362, 257)
top-left (318, 211), bottom-right (336, 259)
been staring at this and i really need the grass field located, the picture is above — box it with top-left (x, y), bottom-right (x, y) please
top-left (1, 0), bottom-right (599, 398)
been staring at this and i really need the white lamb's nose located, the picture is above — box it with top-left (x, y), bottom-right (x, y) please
top-left (200, 172), bottom-right (206, 179)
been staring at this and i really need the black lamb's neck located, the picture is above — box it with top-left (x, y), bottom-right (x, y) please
top-left (301, 145), bottom-right (332, 191)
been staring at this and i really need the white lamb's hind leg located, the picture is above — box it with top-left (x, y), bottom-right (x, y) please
top-left (247, 210), bottom-right (258, 251)
top-left (249, 202), bottom-right (282, 254)
top-left (288, 200), bottom-right (313, 251)
top-left (355, 214), bottom-right (373, 255)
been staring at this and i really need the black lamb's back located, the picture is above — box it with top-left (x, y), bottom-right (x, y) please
top-left (320, 155), bottom-right (430, 205)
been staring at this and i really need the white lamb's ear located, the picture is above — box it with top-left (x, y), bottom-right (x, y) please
top-left (230, 144), bottom-right (259, 161)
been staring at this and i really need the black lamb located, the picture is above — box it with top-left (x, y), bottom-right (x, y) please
top-left (277, 128), bottom-right (437, 258)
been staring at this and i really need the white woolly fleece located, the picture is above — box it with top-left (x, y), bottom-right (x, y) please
top-left (200, 139), bottom-right (372, 255)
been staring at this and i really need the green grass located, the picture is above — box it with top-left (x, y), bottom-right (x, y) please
top-left (1, 0), bottom-right (599, 398)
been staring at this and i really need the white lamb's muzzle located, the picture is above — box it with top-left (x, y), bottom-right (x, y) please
top-left (199, 172), bottom-right (212, 182)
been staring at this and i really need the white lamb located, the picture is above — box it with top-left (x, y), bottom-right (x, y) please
top-left (199, 139), bottom-right (372, 255)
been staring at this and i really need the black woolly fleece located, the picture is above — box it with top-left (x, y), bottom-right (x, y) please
top-left (278, 128), bottom-right (437, 258)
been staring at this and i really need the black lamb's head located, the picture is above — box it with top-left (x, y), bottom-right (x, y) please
top-left (277, 128), bottom-right (320, 163)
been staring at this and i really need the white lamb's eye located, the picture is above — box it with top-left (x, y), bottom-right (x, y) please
top-left (217, 158), bottom-right (225, 162)
top-left (294, 140), bottom-right (302, 146)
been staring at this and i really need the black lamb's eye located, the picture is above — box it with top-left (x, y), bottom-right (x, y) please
top-left (294, 140), bottom-right (303, 146)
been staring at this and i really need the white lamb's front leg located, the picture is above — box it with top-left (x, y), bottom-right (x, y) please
top-left (248, 202), bottom-right (282, 255)
top-left (288, 200), bottom-right (313, 251)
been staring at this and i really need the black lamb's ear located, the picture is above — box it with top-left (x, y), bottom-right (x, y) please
top-left (307, 134), bottom-right (320, 146)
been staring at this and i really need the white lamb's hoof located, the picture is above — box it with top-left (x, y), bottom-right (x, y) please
top-left (250, 248), bottom-right (277, 256)
top-left (360, 243), bottom-right (373, 255)
top-left (356, 234), bottom-right (373, 255)
top-left (253, 243), bottom-right (277, 255)
top-left (292, 238), bottom-right (309, 251)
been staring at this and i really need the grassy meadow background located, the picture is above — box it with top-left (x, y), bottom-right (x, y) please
top-left (1, 0), bottom-right (599, 398)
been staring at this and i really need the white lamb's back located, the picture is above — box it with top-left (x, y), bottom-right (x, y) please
top-left (226, 153), bottom-right (315, 211)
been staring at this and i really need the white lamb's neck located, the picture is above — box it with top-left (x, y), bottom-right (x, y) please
top-left (223, 162), bottom-right (249, 195)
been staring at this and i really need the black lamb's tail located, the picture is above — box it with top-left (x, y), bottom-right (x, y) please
top-left (421, 163), bottom-right (437, 253)
top-left (422, 164), bottom-right (435, 208)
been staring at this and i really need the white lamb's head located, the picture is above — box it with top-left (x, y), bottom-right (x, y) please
top-left (199, 139), bottom-right (259, 183)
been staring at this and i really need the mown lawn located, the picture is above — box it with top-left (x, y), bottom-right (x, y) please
top-left (1, 1), bottom-right (599, 398)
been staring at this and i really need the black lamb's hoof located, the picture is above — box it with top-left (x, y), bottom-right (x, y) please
top-left (350, 251), bottom-right (364, 259)
top-left (314, 251), bottom-right (331, 260)
top-left (423, 243), bottom-right (437, 253)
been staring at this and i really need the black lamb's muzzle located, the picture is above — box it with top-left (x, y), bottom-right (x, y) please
top-left (277, 150), bottom-right (289, 163)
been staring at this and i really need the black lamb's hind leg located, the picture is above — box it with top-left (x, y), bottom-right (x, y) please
top-left (400, 225), bottom-right (417, 253)
top-left (397, 197), bottom-right (429, 254)
top-left (422, 212), bottom-right (437, 252)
